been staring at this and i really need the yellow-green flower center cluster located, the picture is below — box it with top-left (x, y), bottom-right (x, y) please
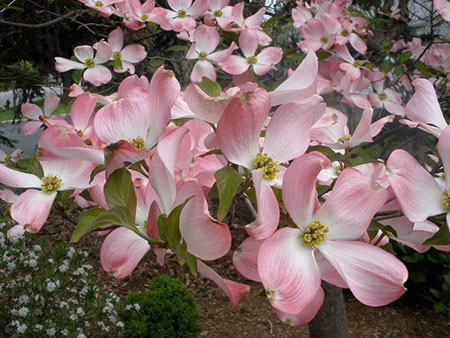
top-left (41, 174), bottom-right (62, 193)
top-left (84, 58), bottom-right (95, 68)
top-left (112, 51), bottom-right (122, 61)
top-left (253, 153), bottom-right (279, 180)
top-left (129, 136), bottom-right (146, 152)
top-left (338, 134), bottom-right (351, 143)
top-left (247, 56), bottom-right (258, 65)
top-left (353, 60), bottom-right (362, 67)
top-left (378, 92), bottom-right (387, 101)
top-left (341, 29), bottom-right (350, 37)
top-left (178, 9), bottom-right (187, 17)
top-left (198, 51), bottom-right (208, 61)
top-left (443, 190), bottom-right (450, 210)
top-left (213, 9), bottom-right (223, 17)
top-left (302, 220), bottom-right (329, 248)
top-left (320, 36), bottom-right (329, 44)
top-left (95, 1), bottom-right (104, 7)
top-left (141, 14), bottom-right (149, 21)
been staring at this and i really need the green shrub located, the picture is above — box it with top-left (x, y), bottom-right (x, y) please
top-left (118, 275), bottom-right (202, 338)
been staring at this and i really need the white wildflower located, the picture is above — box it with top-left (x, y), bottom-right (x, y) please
top-left (61, 328), bottom-right (69, 336)
top-left (46, 328), bottom-right (56, 336)
top-left (16, 323), bottom-right (27, 334)
top-left (18, 295), bottom-right (29, 305)
top-left (28, 259), bottom-right (38, 268)
top-left (46, 281), bottom-right (57, 292)
top-left (67, 247), bottom-right (76, 258)
top-left (34, 324), bottom-right (43, 331)
top-left (17, 307), bottom-right (29, 317)
top-left (134, 303), bottom-right (141, 311)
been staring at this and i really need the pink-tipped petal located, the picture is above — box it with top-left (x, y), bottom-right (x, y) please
top-left (275, 287), bottom-right (324, 326)
top-left (0, 164), bottom-right (42, 188)
top-left (258, 227), bottom-right (321, 314)
top-left (71, 92), bottom-right (97, 132)
top-left (83, 65), bottom-right (112, 86)
top-left (245, 169), bottom-right (280, 240)
top-left (55, 57), bottom-right (85, 72)
top-left (232, 237), bottom-right (263, 282)
top-left (314, 168), bottom-right (389, 240)
top-left (108, 27), bottom-right (124, 51)
top-left (282, 152), bottom-right (330, 228)
top-left (220, 55), bottom-right (249, 75)
top-left (239, 29), bottom-right (258, 57)
top-left (43, 92), bottom-right (60, 116)
top-left (0, 189), bottom-right (17, 203)
top-left (198, 260), bottom-right (250, 306)
top-left (100, 227), bottom-right (150, 279)
top-left (23, 121), bottom-right (43, 136)
top-left (121, 44), bottom-right (147, 63)
top-left (438, 125), bottom-right (450, 189)
top-left (21, 103), bottom-right (42, 120)
top-left (387, 149), bottom-right (445, 222)
top-left (94, 40), bottom-right (113, 64)
top-left (10, 189), bottom-right (56, 233)
top-left (271, 49), bottom-right (318, 106)
top-left (318, 240), bottom-right (408, 307)
top-left (74, 45), bottom-right (94, 62)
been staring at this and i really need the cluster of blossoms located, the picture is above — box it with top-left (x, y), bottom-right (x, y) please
top-left (1, 0), bottom-right (449, 327)
top-left (0, 225), bottom-right (123, 336)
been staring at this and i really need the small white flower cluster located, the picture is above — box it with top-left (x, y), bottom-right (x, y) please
top-left (0, 228), bottom-right (124, 336)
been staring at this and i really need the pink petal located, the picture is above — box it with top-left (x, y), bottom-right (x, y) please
top-left (198, 260), bottom-right (250, 306)
top-left (258, 227), bottom-right (321, 314)
top-left (21, 103), bottom-right (42, 120)
top-left (263, 97), bottom-right (325, 163)
top-left (23, 121), bottom-right (43, 136)
top-left (108, 27), bottom-right (124, 51)
top-left (220, 55), bottom-right (249, 75)
top-left (257, 47), bottom-right (283, 66)
top-left (387, 149), bottom-right (445, 222)
top-left (187, 0), bottom-right (209, 17)
top-left (43, 92), bottom-right (60, 116)
top-left (318, 240), bottom-right (408, 306)
top-left (74, 45), bottom-right (94, 62)
top-left (315, 250), bottom-right (348, 288)
top-left (245, 169), bottom-right (280, 240)
top-left (232, 237), bottom-right (263, 282)
top-left (314, 168), bottom-right (389, 240)
top-left (349, 33), bottom-right (367, 54)
top-left (71, 92), bottom-right (96, 132)
top-left (55, 57), bottom-right (85, 72)
top-left (270, 49), bottom-right (318, 106)
top-left (121, 44), bottom-right (147, 63)
top-left (438, 125), bottom-right (450, 189)
top-left (239, 29), bottom-right (258, 58)
top-left (7, 224), bottom-right (25, 240)
top-left (0, 164), bottom-right (42, 188)
top-left (94, 40), bottom-right (113, 64)
top-left (10, 189), bottom-right (56, 233)
top-left (275, 287), bottom-right (324, 326)
top-left (148, 67), bottom-right (181, 147)
top-left (180, 184), bottom-right (231, 260)
top-left (40, 159), bottom-right (98, 190)
top-left (103, 140), bottom-right (152, 177)
top-left (0, 188), bottom-right (17, 203)
top-left (83, 65), bottom-right (112, 86)
top-left (406, 79), bottom-right (447, 130)
top-left (282, 152), bottom-right (330, 228)
top-left (194, 25), bottom-right (219, 53)
top-left (190, 60), bottom-right (216, 82)
top-left (100, 227), bottom-right (150, 279)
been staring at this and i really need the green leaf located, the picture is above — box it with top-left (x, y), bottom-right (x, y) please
top-left (394, 65), bottom-right (404, 77)
top-left (307, 145), bottom-right (337, 157)
top-left (434, 302), bottom-right (446, 312)
top-left (157, 214), bottom-right (168, 242)
top-left (72, 70), bottom-right (83, 84)
top-left (402, 255), bottom-right (417, 263)
top-left (29, 157), bottom-right (44, 178)
top-left (424, 224), bottom-right (450, 246)
top-left (398, 51), bottom-right (412, 63)
top-left (90, 164), bottom-right (105, 183)
top-left (199, 149), bottom-right (222, 158)
top-left (410, 270), bottom-right (426, 283)
top-left (71, 207), bottom-right (105, 242)
top-left (316, 50), bottom-right (332, 61)
top-left (207, 182), bottom-right (219, 199)
top-left (380, 243), bottom-right (396, 255)
top-left (415, 61), bottom-right (433, 77)
top-left (166, 198), bottom-right (193, 250)
top-left (103, 168), bottom-right (137, 216)
top-left (195, 77), bottom-right (222, 97)
top-left (149, 58), bottom-right (164, 70)
top-left (382, 59), bottom-right (394, 73)
top-left (167, 45), bottom-right (188, 52)
top-left (286, 53), bottom-right (305, 62)
top-left (430, 288), bottom-right (441, 298)
top-left (214, 166), bottom-right (244, 222)
top-left (186, 252), bottom-right (198, 277)
top-left (444, 275), bottom-right (450, 285)
top-left (79, 189), bottom-right (93, 202)
top-left (128, 160), bottom-right (149, 178)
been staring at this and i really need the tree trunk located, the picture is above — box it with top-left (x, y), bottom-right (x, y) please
top-left (308, 281), bottom-right (350, 338)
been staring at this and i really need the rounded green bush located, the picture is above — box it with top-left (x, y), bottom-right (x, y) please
top-left (118, 275), bottom-right (202, 338)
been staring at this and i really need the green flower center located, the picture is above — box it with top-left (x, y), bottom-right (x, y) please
top-left (443, 190), bottom-right (450, 210)
top-left (228, 23), bottom-right (240, 29)
top-left (320, 36), bottom-right (329, 44)
top-left (247, 56), bottom-right (258, 65)
top-left (95, 1), bottom-right (104, 7)
top-left (341, 29), bottom-right (350, 37)
top-left (129, 136), bottom-right (146, 152)
top-left (302, 220), bottom-right (329, 248)
top-left (84, 58), bottom-right (95, 68)
top-left (198, 51), bottom-right (208, 61)
top-left (353, 60), bottom-right (362, 67)
top-left (112, 51), bottom-right (122, 61)
top-left (141, 14), bottom-right (149, 21)
top-left (378, 92), bottom-right (387, 101)
top-left (41, 174), bottom-right (62, 193)
top-left (334, 163), bottom-right (344, 175)
top-left (213, 9), bottom-right (223, 17)
top-left (338, 134), bottom-right (351, 143)
top-left (253, 153), bottom-right (279, 180)
top-left (3, 155), bottom-right (11, 163)
top-left (178, 9), bottom-right (187, 17)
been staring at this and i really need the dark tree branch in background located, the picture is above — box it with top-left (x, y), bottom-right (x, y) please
top-left (0, 10), bottom-right (86, 28)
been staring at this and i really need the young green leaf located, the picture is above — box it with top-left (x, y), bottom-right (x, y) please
top-left (214, 165), bottom-right (244, 222)
top-left (70, 207), bottom-right (105, 242)
top-left (195, 77), bottom-right (222, 97)
top-left (424, 224), bottom-right (450, 246)
top-left (103, 168), bottom-right (137, 213)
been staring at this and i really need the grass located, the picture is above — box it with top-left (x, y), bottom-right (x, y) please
top-left (0, 98), bottom-right (72, 122)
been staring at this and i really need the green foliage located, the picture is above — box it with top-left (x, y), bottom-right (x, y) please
top-left (118, 275), bottom-right (202, 338)
top-left (394, 243), bottom-right (450, 312)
